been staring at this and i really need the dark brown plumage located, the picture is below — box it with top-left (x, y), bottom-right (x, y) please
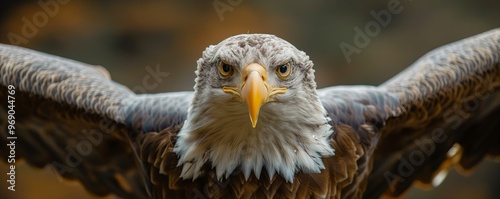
top-left (1, 29), bottom-right (499, 198)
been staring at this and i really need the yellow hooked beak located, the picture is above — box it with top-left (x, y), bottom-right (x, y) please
top-left (241, 64), bottom-right (268, 128)
top-left (222, 63), bottom-right (287, 128)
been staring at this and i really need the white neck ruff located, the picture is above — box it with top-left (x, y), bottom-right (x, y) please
top-left (173, 91), bottom-right (335, 182)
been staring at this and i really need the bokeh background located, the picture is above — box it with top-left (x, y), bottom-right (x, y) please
top-left (1, 0), bottom-right (499, 198)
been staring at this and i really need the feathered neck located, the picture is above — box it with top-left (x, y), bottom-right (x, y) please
top-left (173, 89), bottom-right (335, 182)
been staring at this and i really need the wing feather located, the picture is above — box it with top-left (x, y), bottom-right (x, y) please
top-left (369, 28), bottom-right (500, 197)
top-left (0, 44), bottom-right (189, 198)
top-left (318, 28), bottom-right (500, 198)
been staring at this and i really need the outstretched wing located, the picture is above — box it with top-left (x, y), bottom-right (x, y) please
top-left (367, 29), bottom-right (500, 197)
top-left (318, 28), bottom-right (500, 198)
top-left (0, 44), bottom-right (190, 198)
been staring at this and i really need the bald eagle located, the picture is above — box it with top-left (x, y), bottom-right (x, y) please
top-left (1, 29), bottom-right (499, 198)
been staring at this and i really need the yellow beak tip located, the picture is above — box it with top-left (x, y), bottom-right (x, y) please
top-left (251, 119), bottom-right (258, 128)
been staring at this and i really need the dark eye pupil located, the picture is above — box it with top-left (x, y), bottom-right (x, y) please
top-left (279, 65), bottom-right (288, 73)
top-left (222, 64), bottom-right (231, 72)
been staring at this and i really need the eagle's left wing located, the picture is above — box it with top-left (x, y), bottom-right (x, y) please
top-left (318, 28), bottom-right (500, 198)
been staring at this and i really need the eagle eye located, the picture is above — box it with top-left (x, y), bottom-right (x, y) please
top-left (218, 62), bottom-right (234, 78)
top-left (276, 62), bottom-right (292, 79)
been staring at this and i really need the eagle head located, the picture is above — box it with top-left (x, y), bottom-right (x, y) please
top-left (173, 34), bottom-right (335, 182)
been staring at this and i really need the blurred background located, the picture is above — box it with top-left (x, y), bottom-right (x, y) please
top-left (0, 0), bottom-right (499, 198)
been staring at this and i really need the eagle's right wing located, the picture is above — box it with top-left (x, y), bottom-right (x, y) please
top-left (0, 44), bottom-right (191, 198)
